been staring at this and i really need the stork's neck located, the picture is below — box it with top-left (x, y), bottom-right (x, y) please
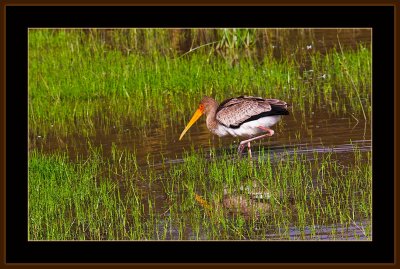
top-left (204, 98), bottom-right (219, 133)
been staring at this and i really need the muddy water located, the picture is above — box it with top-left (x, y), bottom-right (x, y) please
top-left (32, 106), bottom-right (371, 171)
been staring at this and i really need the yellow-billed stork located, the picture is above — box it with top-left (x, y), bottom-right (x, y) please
top-left (179, 95), bottom-right (289, 157)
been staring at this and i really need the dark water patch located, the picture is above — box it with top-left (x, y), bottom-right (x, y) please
top-left (267, 28), bottom-right (371, 62)
top-left (78, 29), bottom-right (371, 61)
top-left (261, 219), bottom-right (371, 240)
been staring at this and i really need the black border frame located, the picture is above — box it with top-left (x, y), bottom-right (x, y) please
top-left (3, 4), bottom-right (396, 265)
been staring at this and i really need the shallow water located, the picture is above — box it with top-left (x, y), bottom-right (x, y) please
top-left (33, 104), bottom-right (371, 169)
top-left (30, 102), bottom-right (372, 240)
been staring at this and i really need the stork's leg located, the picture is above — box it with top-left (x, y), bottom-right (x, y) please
top-left (237, 141), bottom-right (253, 157)
top-left (237, 126), bottom-right (275, 155)
top-left (257, 126), bottom-right (275, 136)
top-left (247, 142), bottom-right (252, 158)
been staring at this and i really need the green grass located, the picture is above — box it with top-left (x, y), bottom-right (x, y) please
top-left (29, 29), bottom-right (371, 137)
top-left (29, 145), bottom-right (372, 240)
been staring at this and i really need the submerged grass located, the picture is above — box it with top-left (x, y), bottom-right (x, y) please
top-left (29, 145), bottom-right (372, 240)
top-left (29, 29), bottom-right (371, 137)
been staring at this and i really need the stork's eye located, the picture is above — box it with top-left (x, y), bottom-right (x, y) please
top-left (199, 104), bottom-right (204, 109)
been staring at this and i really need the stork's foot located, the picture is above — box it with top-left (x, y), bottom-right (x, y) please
top-left (237, 142), bottom-right (246, 155)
